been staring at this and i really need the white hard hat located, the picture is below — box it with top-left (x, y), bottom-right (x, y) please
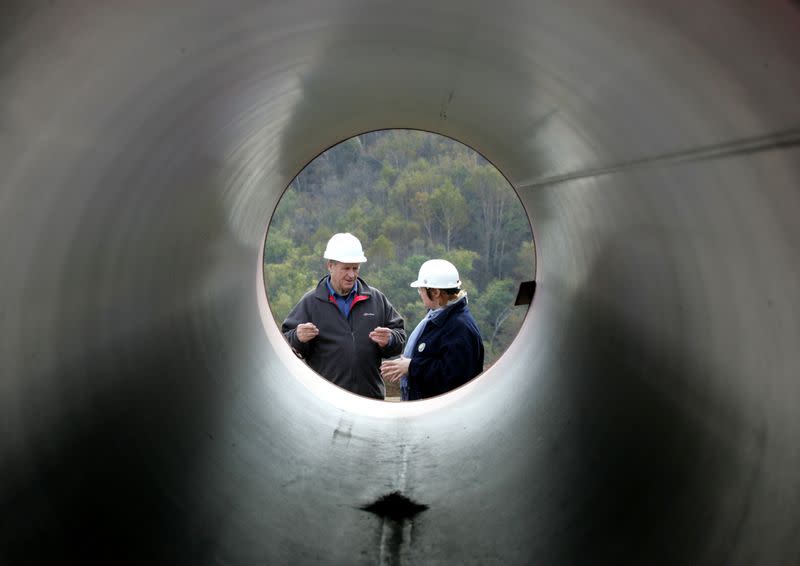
top-left (323, 233), bottom-right (367, 263)
top-left (410, 259), bottom-right (461, 289)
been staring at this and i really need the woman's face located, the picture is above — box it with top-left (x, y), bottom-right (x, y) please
top-left (418, 287), bottom-right (441, 309)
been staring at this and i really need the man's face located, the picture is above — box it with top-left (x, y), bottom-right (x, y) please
top-left (328, 261), bottom-right (360, 295)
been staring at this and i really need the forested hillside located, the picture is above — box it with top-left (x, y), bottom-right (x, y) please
top-left (264, 129), bottom-right (535, 369)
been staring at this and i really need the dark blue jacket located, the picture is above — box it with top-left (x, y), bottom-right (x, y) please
top-left (407, 297), bottom-right (484, 400)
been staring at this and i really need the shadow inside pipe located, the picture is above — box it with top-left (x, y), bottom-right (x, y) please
top-left (0, 305), bottom-right (244, 566)
top-left (0, 135), bottom-right (252, 565)
top-left (533, 236), bottom-right (765, 565)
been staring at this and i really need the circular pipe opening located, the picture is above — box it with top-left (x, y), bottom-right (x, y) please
top-left (259, 129), bottom-right (537, 413)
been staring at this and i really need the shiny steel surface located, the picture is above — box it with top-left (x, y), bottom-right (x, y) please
top-left (2, 1), bottom-right (800, 564)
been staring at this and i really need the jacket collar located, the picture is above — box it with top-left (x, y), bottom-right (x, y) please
top-left (428, 295), bottom-right (467, 327)
top-left (314, 276), bottom-right (373, 301)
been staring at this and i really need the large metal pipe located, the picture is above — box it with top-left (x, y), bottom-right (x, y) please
top-left (2, 1), bottom-right (800, 564)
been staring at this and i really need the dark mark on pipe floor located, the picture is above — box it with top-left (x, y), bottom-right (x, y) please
top-left (361, 491), bottom-right (429, 522)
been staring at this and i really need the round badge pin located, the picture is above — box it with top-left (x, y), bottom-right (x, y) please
top-left (417, 342), bottom-right (426, 352)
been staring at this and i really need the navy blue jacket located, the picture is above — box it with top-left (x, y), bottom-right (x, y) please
top-left (407, 297), bottom-right (484, 400)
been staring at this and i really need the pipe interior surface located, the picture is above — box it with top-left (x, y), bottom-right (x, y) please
top-left (2, 1), bottom-right (800, 564)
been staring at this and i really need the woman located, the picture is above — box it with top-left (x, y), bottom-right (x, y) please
top-left (381, 259), bottom-right (484, 400)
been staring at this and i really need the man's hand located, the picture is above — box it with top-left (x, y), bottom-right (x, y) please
top-left (369, 326), bottom-right (393, 348)
top-left (295, 322), bottom-right (319, 343)
top-left (380, 357), bottom-right (410, 383)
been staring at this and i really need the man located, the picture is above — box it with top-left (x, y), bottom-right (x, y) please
top-left (380, 259), bottom-right (484, 400)
top-left (282, 233), bottom-right (406, 399)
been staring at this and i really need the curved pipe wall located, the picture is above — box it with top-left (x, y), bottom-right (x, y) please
top-left (2, 1), bottom-right (800, 564)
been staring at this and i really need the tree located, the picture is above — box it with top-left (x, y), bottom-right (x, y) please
top-left (513, 240), bottom-right (537, 281)
top-left (367, 234), bottom-right (396, 270)
top-left (340, 203), bottom-right (367, 233)
top-left (328, 136), bottom-right (363, 177)
top-left (411, 191), bottom-right (435, 249)
top-left (430, 180), bottom-right (468, 251)
top-left (370, 130), bottom-right (427, 169)
top-left (264, 231), bottom-right (293, 264)
top-left (463, 164), bottom-right (521, 285)
top-left (381, 214), bottom-right (421, 260)
top-left (442, 248), bottom-right (479, 282)
top-left (471, 279), bottom-right (517, 363)
top-left (391, 161), bottom-right (442, 225)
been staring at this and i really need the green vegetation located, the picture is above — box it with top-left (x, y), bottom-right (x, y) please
top-left (264, 130), bottom-right (535, 369)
